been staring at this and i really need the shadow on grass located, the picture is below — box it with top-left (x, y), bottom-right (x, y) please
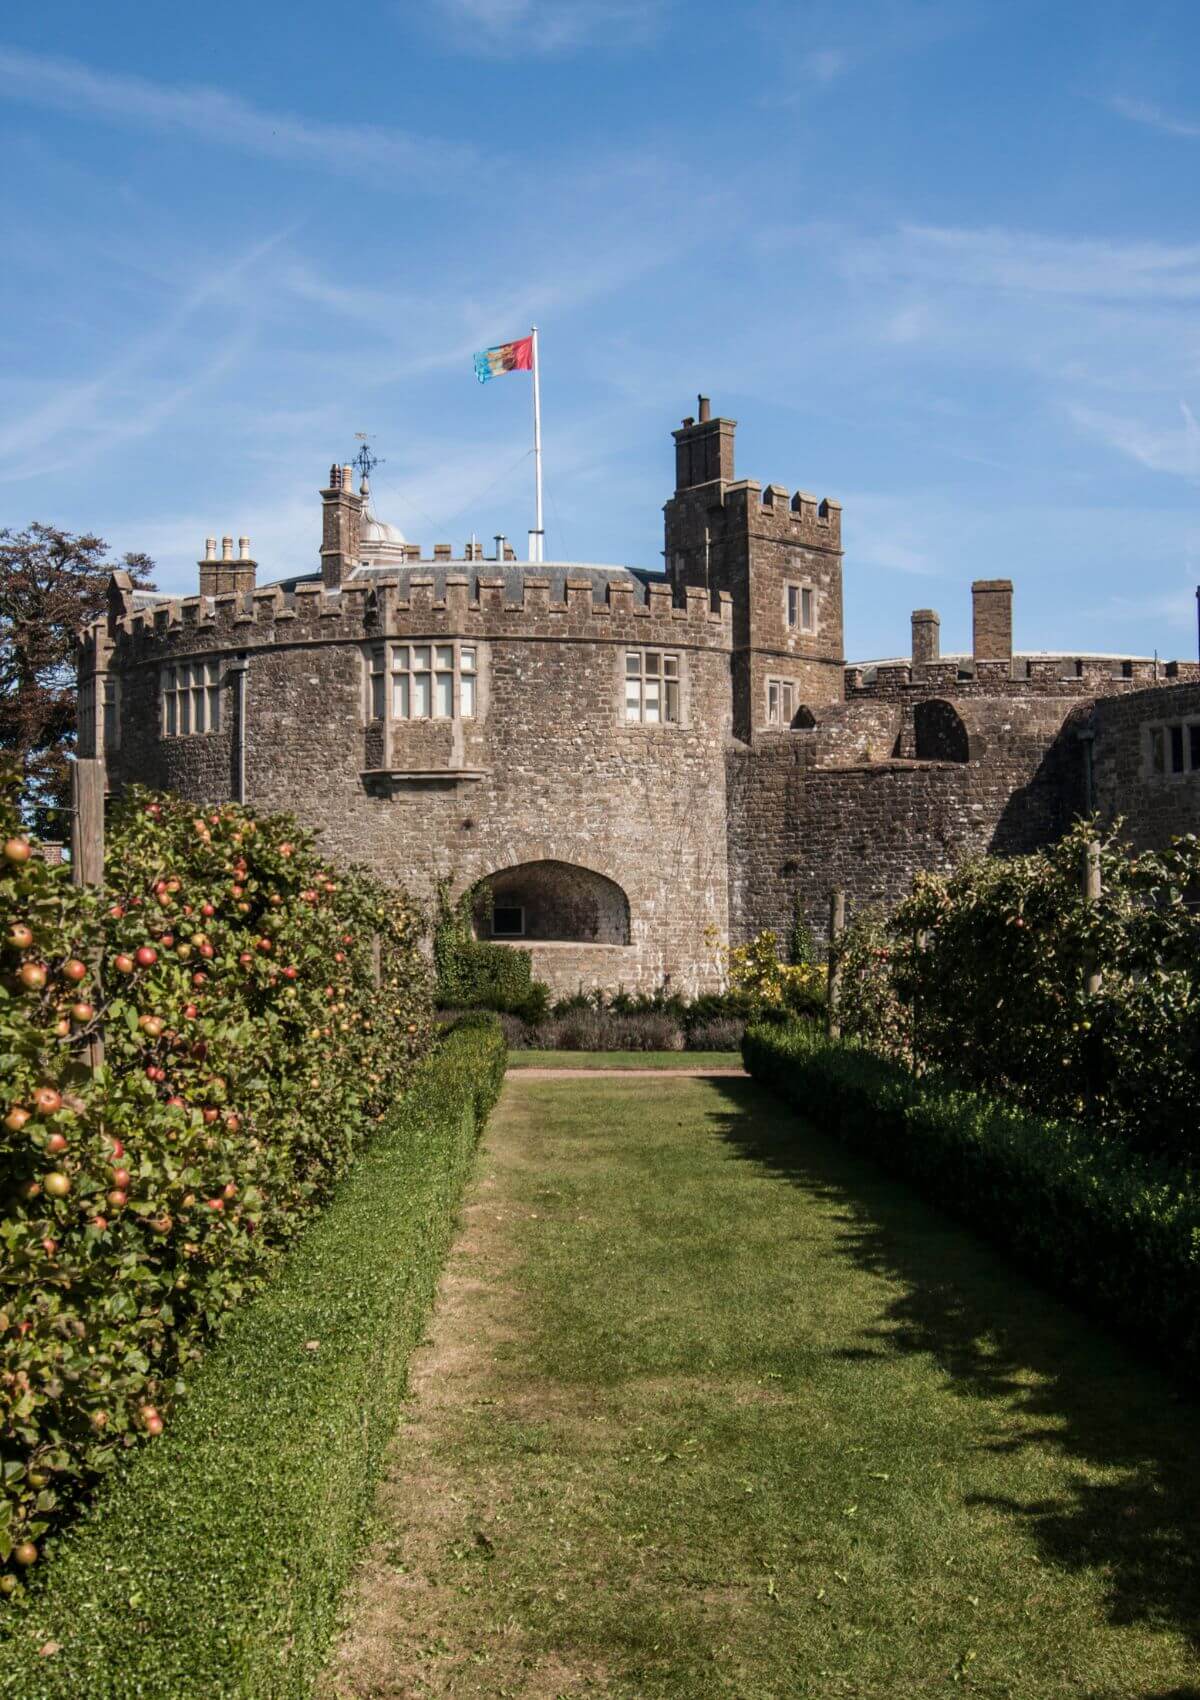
top-left (709, 1076), bottom-right (1200, 1677)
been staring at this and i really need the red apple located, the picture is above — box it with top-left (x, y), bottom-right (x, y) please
top-left (4, 1107), bottom-right (29, 1132)
top-left (202, 1107), bottom-right (219, 1124)
top-left (145, 1414), bottom-right (164, 1436)
top-left (207, 1196), bottom-right (224, 1211)
top-left (32, 1086), bottom-right (62, 1115)
top-left (13, 1541), bottom-right (38, 1566)
top-left (282, 965), bottom-right (297, 980)
top-left (8, 923), bottom-right (33, 949)
top-left (89, 1409), bottom-right (108, 1429)
top-left (109, 903), bottom-right (125, 919)
top-left (183, 1004), bottom-right (198, 1020)
top-left (225, 1113), bottom-right (241, 1132)
top-left (108, 1138), bottom-right (125, 1159)
top-left (201, 902), bottom-right (215, 918)
top-left (18, 962), bottom-right (47, 990)
top-left (113, 953), bottom-right (135, 974)
top-left (71, 1001), bottom-right (94, 1022)
top-left (238, 951), bottom-right (252, 967)
top-left (111, 1168), bottom-right (131, 1190)
top-left (45, 1132), bottom-right (68, 1155)
top-left (107, 1189), bottom-right (127, 1208)
top-left (134, 946), bottom-right (158, 968)
top-left (3, 838), bottom-right (32, 864)
top-left (192, 972), bottom-right (207, 987)
top-left (91, 1215), bottom-right (108, 1231)
top-left (223, 1181), bottom-right (237, 1198)
top-left (43, 1171), bottom-right (71, 1199)
top-left (63, 958), bottom-right (88, 982)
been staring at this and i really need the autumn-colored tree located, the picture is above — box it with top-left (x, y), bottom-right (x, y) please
top-left (0, 524), bottom-right (155, 832)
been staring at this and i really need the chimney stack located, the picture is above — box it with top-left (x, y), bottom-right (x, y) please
top-left (972, 579), bottom-right (1014, 664)
top-left (320, 460), bottom-right (364, 590)
top-left (672, 396), bottom-right (737, 491)
top-left (911, 608), bottom-right (940, 669)
top-left (200, 533), bottom-right (256, 599)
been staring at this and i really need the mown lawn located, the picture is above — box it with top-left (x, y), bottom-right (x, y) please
top-left (506, 1049), bottom-right (742, 1070)
top-left (325, 1074), bottom-right (1200, 1700)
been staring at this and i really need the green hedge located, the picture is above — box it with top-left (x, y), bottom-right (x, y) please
top-left (743, 1022), bottom-right (1200, 1381)
top-left (0, 1017), bottom-right (507, 1699)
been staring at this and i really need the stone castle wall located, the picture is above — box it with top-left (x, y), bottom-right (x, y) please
top-left (1092, 681), bottom-right (1200, 850)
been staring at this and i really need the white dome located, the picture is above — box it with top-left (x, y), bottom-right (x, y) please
top-left (360, 514), bottom-right (406, 547)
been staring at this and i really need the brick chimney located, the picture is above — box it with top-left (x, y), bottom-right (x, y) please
top-left (199, 534), bottom-right (257, 598)
top-left (911, 608), bottom-right (940, 668)
top-left (672, 394), bottom-right (736, 491)
top-left (972, 579), bottom-right (1013, 663)
top-left (320, 462), bottom-right (363, 590)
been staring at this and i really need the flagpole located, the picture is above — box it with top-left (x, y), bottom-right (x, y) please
top-left (530, 325), bottom-right (544, 563)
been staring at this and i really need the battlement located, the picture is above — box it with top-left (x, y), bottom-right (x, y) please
top-left (667, 476), bottom-right (843, 549)
top-left (101, 569), bottom-right (734, 665)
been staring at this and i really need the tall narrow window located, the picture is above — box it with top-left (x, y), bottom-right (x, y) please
top-left (434, 645), bottom-right (454, 718)
top-left (460, 646), bottom-right (477, 717)
top-left (1170, 724), bottom-right (1185, 774)
top-left (102, 677), bottom-right (120, 753)
top-left (1149, 728), bottom-right (1165, 774)
top-left (1191, 724), bottom-right (1200, 772)
top-left (625, 651), bottom-right (681, 724)
top-left (767, 678), bottom-right (795, 725)
top-left (786, 584), bottom-right (816, 632)
top-left (78, 679), bottom-right (97, 758)
top-left (369, 646), bottom-right (385, 719)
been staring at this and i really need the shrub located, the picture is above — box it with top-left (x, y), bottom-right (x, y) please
top-left (727, 930), bottom-right (826, 1017)
top-left (788, 893), bottom-right (817, 967)
top-left (431, 880), bottom-right (548, 1019)
top-left (834, 821), bottom-right (1200, 1159)
top-left (743, 1022), bottom-right (1200, 1383)
top-left (685, 1016), bottom-right (745, 1051)
top-left (0, 782), bottom-right (432, 1585)
top-left (0, 1018), bottom-right (506, 1697)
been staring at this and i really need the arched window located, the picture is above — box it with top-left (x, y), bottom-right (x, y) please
top-left (914, 699), bottom-right (969, 763)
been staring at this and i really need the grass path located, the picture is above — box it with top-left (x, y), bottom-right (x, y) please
top-left (322, 1074), bottom-right (1200, 1699)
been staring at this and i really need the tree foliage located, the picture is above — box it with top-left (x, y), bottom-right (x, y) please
top-left (0, 525), bottom-right (155, 833)
top-left (0, 783), bottom-right (432, 1586)
top-left (834, 820), bottom-right (1200, 1160)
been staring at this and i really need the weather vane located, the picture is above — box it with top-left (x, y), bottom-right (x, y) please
top-left (353, 432), bottom-right (383, 487)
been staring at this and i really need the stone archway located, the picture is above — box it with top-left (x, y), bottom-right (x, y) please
top-left (475, 860), bottom-right (631, 944)
top-left (914, 698), bottom-right (970, 763)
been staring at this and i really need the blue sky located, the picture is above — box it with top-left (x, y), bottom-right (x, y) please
top-left (3, 0), bottom-right (1200, 660)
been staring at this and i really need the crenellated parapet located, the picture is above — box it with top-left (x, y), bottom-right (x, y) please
top-left (102, 570), bottom-right (734, 670)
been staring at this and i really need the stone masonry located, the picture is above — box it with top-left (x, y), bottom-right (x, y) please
top-left (78, 399), bottom-right (1200, 989)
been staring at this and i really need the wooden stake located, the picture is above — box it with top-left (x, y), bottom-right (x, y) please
top-left (1083, 839), bottom-right (1102, 997)
top-left (827, 888), bottom-right (846, 1041)
top-left (70, 759), bottom-right (106, 1071)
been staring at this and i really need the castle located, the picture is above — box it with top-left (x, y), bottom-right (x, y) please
top-left (79, 400), bottom-right (1200, 993)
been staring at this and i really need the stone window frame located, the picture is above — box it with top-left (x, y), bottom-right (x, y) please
top-left (623, 647), bottom-right (682, 726)
top-left (77, 676), bottom-right (97, 759)
top-left (364, 640), bottom-right (479, 725)
top-left (1145, 718), bottom-right (1200, 780)
top-left (785, 581), bottom-right (817, 635)
top-left (161, 659), bottom-right (221, 738)
top-left (765, 676), bottom-right (796, 728)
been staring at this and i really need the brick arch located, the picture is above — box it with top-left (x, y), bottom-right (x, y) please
top-left (914, 698), bottom-right (970, 763)
top-left (475, 859), bottom-right (631, 945)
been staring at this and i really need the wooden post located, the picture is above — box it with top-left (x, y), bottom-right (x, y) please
top-left (1083, 839), bottom-right (1102, 997)
top-left (826, 888), bottom-right (846, 1041)
top-left (70, 759), bottom-right (106, 1072)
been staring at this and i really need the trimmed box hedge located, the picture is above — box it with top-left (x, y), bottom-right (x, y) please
top-left (743, 1021), bottom-right (1200, 1382)
top-left (0, 1016), bottom-right (507, 1699)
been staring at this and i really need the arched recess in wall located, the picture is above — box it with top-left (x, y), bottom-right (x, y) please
top-left (475, 860), bottom-right (632, 944)
top-left (914, 698), bottom-right (970, 763)
top-left (792, 705), bottom-right (818, 729)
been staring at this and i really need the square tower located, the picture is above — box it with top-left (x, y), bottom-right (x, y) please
top-left (663, 399), bottom-right (844, 741)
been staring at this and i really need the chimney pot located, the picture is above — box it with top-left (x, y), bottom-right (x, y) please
top-left (698, 395), bottom-right (711, 422)
top-left (682, 416), bottom-right (695, 428)
top-left (238, 537), bottom-right (251, 561)
top-left (221, 536), bottom-right (234, 562)
top-left (342, 464), bottom-right (354, 492)
top-left (204, 537), bottom-right (217, 562)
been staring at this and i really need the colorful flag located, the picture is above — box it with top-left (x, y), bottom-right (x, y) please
top-left (473, 336), bottom-right (534, 383)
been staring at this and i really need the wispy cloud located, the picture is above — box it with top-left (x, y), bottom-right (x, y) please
top-left (844, 223), bottom-right (1200, 302)
top-left (1069, 400), bottom-right (1200, 479)
top-left (0, 230), bottom-right (290, 483)
top-left (1110, 94), bottom-right (1200, 142)
top-left (427, 0), bottom-right (671, 55)
top-left (0, 45), bottom-right (477, 184)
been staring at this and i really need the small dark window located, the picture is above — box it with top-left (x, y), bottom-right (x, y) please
top-left (1190, 725), bottom-right (1200, 771)
top-left (1170, 724), bottom-right (1185, 774)
top-left (1121, 660), bottom-right (1133, 679)
top-left (492, 905), bottom-right (525, 938)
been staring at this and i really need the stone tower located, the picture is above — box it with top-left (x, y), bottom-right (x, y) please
top-left (662, 397), bottom-right (844, 741)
